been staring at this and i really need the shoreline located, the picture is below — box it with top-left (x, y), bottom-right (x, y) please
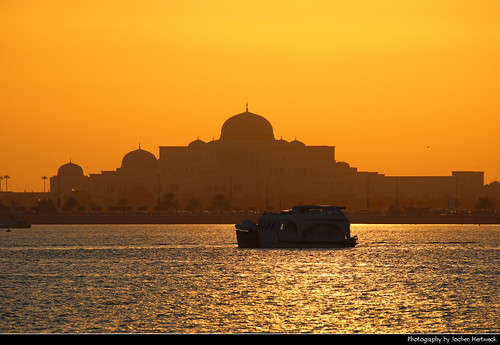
top-left (21, 212), bottom-right (500, 225)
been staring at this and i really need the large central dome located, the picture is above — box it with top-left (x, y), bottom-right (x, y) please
top-left (220, 111), bottom-right (275, 141)
top-left (121, 147), bottom-right (157, 169)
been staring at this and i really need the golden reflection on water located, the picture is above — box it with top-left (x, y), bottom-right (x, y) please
top-left (0, 224), bottom-right (498, 333)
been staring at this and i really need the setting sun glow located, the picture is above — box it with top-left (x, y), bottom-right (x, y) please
top-left (1, 0), bottom-right (499, 192)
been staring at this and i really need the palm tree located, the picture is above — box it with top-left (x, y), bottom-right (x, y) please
top-left (158, 193), bottom-right (180, 212)
top-left (118, 198), bottom-right (130, 212)
top-left (475, 197), bottom-right (496, 211)
top-left (62, 197), bottom-right (79, 212)
top-left (41, 176), bottom-right (48, 192)
top-left (3, 175), bottom-right (10, 192)
top-left (209, 194), bottom-right (230, 212)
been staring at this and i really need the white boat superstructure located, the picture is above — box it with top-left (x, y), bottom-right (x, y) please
top-left (236, 205), bottom-right (357, 248)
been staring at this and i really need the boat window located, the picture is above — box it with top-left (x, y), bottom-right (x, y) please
top-left (326, 208), bottom-right (339, 215)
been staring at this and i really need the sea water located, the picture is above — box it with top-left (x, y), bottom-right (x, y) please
top-left (0, 224), bottom-right (498, 333)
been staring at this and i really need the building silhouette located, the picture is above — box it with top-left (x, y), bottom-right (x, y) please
top-left (45, 108), bottom-right (492, 213)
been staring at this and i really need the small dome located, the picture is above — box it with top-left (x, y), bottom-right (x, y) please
top-left (207, 137), bottom-right (218, 145)
top-left (121, 147), bottom-right (157, 169)
top-left (58, 161), bottom-right (84, 176)
top-left (336, 161), bottom-right (351, 169)
top-left (275, 137), bottom-right (289, 146)
top-left (290, 138), bottom-right (305, 147)
top-left (220, 111), bottom-right (275, 141)
top-left (188, 137), bottom-right (206, 148)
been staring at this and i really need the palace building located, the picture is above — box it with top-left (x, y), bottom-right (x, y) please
top-left (48, 108), bottom-right (489, 213)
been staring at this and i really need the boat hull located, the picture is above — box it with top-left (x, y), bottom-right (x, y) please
top-left (257, 237), bottom-right (358, 248)
top-left (236, 230), bottom-right (358, 248)
top-left (236, 230), bottom-right (260, 248)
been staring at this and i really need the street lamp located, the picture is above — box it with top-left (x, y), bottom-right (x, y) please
top-left (42, 176), bottom-right (48, 192)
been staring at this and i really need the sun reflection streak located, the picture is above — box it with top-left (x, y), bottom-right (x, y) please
top-left (0, 224), bottom-right (498, 333)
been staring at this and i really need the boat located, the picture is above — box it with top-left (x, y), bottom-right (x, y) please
top-left (0, 213), bottom-right (31, 228)
top-left (236, 205), bottom-right (358, 248)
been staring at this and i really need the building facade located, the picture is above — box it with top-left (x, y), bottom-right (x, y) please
top-left (46, 109), bottom-right (490, 213)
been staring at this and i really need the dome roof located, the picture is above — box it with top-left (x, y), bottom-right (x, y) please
top-left (275, 136), bottom-right (289, 146)
top-left (290, 138), bottom-right (305, 147)
top-left (121, 147), bottom-right (157, 169)
top-left (58, 161), bottom-right (84, 176)
top-left (336, 161), bottom-right (351, 169)
top-left (220, 111), bottom-right (275, 141)
top-left (188, 137), bottom-right (206, 148)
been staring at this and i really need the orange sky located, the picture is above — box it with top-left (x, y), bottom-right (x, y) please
top-left (1, 0), bottom-right (499, 192)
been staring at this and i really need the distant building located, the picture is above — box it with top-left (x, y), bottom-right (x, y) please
top-left (42, 108), bottom-right (493, 213)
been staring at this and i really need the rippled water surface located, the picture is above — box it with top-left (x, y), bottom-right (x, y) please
top-left (0, 224), bottom-right (498, 333)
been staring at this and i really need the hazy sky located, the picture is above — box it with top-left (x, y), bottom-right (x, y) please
top-left (1, 0), bottom-right (499, 192)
